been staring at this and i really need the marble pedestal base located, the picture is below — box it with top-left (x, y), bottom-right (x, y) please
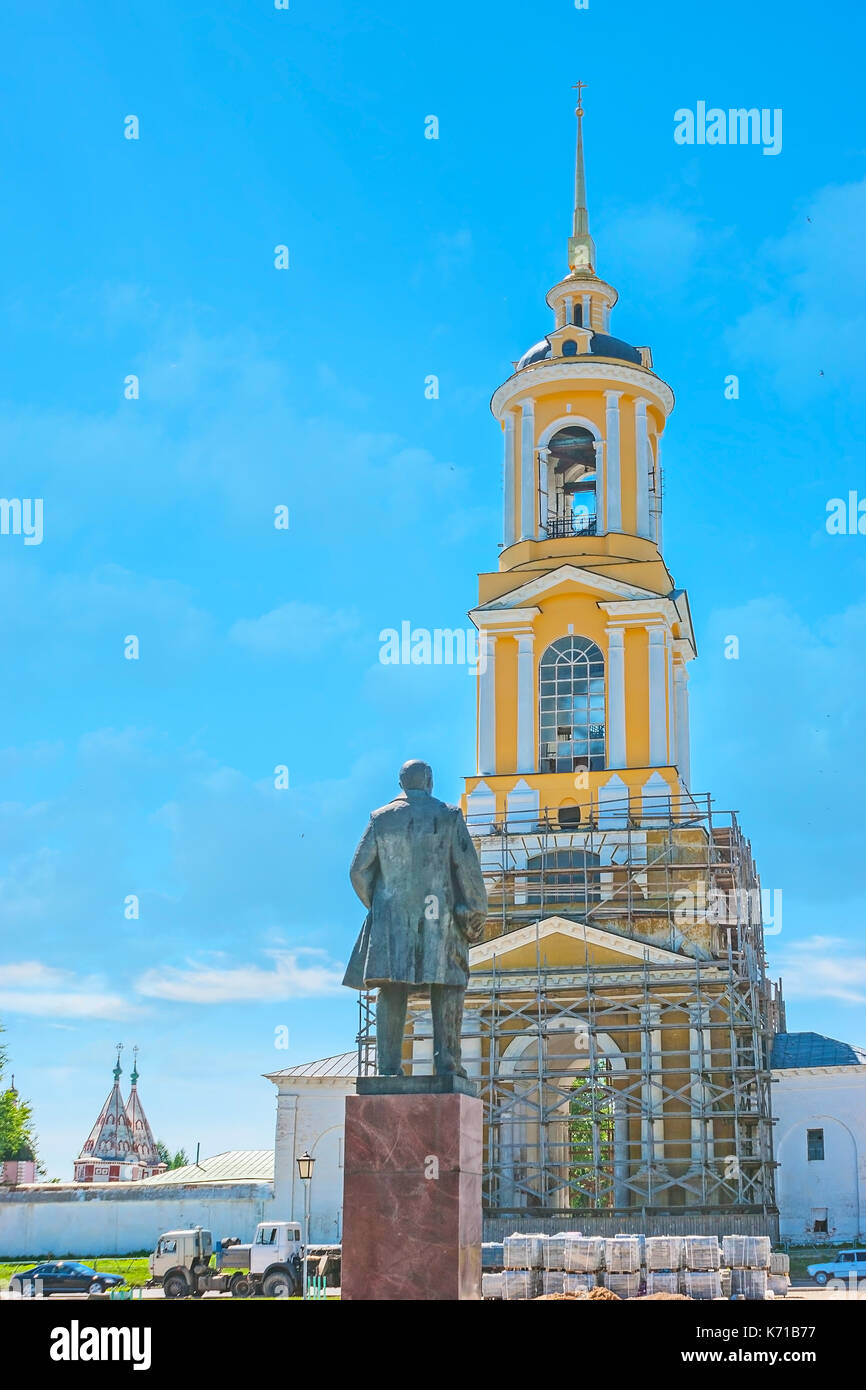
top-left (341, 1090), bottom-right (482, 1300)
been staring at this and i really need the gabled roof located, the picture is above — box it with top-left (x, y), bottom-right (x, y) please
top-left (137, 1150), bottom-right (274, 1185)
top-left (265, 1051), bottom-right (358, 1081)
top-left (771, 1031), bottom-right (866, 1070)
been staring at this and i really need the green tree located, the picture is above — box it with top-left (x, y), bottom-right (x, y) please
top-left (0, 1023), bottom-right (40, 1164)
top-left (568, 1061), bottom-right (614, 1209)
top-left (156, 1141), bottom-right (190, 1169)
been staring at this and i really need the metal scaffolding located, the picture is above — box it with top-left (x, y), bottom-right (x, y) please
top-left (358, 793), bottom-right (781, 1235)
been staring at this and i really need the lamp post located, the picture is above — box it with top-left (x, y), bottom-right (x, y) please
top-left (296, 1151), bottom-right (315, 1300)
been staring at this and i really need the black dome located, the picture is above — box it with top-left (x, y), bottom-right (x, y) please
top-left (516, 332), bottom-right (642, 371)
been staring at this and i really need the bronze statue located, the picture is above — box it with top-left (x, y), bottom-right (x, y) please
top-left (343, 760), bottom-right (488, 1077)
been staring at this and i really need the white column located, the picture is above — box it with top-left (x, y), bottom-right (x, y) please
top-left (634, 398), bottom-right (651, 538)
top-left (503, 412), bottom-right (517, 548)
top-left (641, 1005), bottom-right (665, 1169)
top-left (665, 636), bottom-right (674, 764)
top-left (582, 293), bottom-right (592, 328)
top-left (648, 627), bottom-right (667, 766)
top-left (593, 439), bottom-right (605, 532)
top-left (604, 391), bottom-right (622, 532)
top-left (519, 400), bottom-right (535, 540)
top-left (564, 295), bottom-right (574, 325)
top-left (651, 437), bottom-right (663, 548)
top-left (516, 633), bottom-right (535, 773)
top-left (675, 664), bottom-right (691, 788)
top-left (478, 632), bottom-right (497, 776)
top-left (688, 1005), bottom-right (715, 1168)
top-left (607, 627), bottom-right (626, 768)
top-left (537, 448), bottom-right (549, 537)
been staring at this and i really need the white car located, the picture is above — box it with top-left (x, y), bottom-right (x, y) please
top-left (807, 1250), bottom-right (866, 1286)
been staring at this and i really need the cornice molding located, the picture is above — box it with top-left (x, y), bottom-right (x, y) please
top-left (491, 360), bottom-right (675, 420)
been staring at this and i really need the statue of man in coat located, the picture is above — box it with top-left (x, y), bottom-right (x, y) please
top-left (343, 760), bottom-right (488, 1078)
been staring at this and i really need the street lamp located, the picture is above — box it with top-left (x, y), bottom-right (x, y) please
top-left (296, 1151), bottom-right (316, 1299)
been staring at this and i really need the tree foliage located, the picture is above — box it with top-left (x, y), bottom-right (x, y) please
top-left (0, 1023), bottom-right (39, 1163)
top-left (155, 1141), bottom-right (190, 1170)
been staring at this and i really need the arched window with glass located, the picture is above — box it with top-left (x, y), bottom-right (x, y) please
top-left (539, 636), bottom-right (606, 774)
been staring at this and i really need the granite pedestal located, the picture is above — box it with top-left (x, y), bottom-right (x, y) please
top-left (341, 1078), bottom-right (482, 1300)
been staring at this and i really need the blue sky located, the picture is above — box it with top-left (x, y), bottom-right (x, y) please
top-left (1, 0), bottom-right (865, 1178)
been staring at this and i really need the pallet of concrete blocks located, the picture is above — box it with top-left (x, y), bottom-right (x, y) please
top-left (720, 1268), bottom-right (732, 1299)
top-left (502, 1269), bottom-right (543, 1301)
top-left (645, 1236), bottom-right (683, 1271)
top-left (683, 1270), bottom-right (723, 1300)
top-left (543, 1270), bottom-right (567, 1296)
top-left (647, 1270), bottom-right (681, 1295)
top-left (564, 1272), bottom-right (598, 1295)
top-left (768, 1274), bottom-right (789, 1298)
top-left (605, 1236), bottom-right (642, 1273)
top-left (769, 1251), bottom-right (790, 1276)
top-left (604, 1272), bottom-right (641, 1299)
top-left (482, 1272), bottom-right (504, 1300)
top-left (503, 1233), bottom-right (546, 1269)
top-left (562, 1236), bottom-right (606, 1273)
top-left (722, 1235), bottom-right (772, 1270)
top-left (731, 1267), bottom-right (768, 1300)
top-left (682, 1235), bottom-right (721, 1270)
top-left (544, 1233), bottom-right (573, 1270)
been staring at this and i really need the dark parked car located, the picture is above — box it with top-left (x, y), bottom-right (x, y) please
top-left (8, 1261), bottom-right (125, 1297)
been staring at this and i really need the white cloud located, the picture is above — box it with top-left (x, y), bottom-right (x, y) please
top-left (0, 960), bottom-right (133, 1019)
top-left (135, 948), bottom-right (344, 1004)
top-left (775, 936), bottom-right (866, 1006)
top-left (229, 601), bottom-right (359, 656)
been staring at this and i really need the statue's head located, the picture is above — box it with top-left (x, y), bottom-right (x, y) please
top-left (399, 759), bottom-right (433, 794)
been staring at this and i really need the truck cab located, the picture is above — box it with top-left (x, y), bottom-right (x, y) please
top-left (149, 1222), bottom-right (304, 1299)
top-left (248, 1222), bottom-right (302, 1278)
top-left (149, 1228), bottom-right (212, 1285)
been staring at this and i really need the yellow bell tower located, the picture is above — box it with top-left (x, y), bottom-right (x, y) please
top-left (463, 87), bottom-right (694, 833)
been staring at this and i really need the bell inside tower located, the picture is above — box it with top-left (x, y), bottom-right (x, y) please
top-left (546, 426), bottom-right (598, 538)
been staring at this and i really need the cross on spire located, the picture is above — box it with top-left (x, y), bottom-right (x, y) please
top-left (113, 1042), bottom-right (124, 1083)
top-left (572, 80), bottom-right (588, 116)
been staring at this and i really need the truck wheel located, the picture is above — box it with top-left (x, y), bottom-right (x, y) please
top-left (164, 1272), bottom-right (190, 1300)
top-left (262, 1269), bottom-right (293, 1299)
top-left (230, 1274), bottom-right (252, 1298)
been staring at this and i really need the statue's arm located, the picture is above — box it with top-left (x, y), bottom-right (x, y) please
top-left (451, 809), bottom-right (488, 940)
top-left (349, 819), bottom-right (378, 909)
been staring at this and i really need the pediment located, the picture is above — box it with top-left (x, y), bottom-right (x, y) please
top-left (472, 565), bottom-right (658, 615)
top-left (470, 915), bottom-right (687, 971)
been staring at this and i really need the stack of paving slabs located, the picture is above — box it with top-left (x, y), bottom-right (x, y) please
top-left (682, 1236), bottom-right (723, 1299)
top-left (503, 1233), bottom-right (546, 1270)
top-left (603, 1237), bottom-right (642, 1298)
top-left (500, 1232), bottom-right (546, 1300)
top-left (723, 1236), bottom-right (771, 1301)
top-left (563, 1236), bottom-right (606, 1275)
top-left (646, 1270), bottom-right (681, 1295)
top-left (768, 1251), bottom-right (790, 1299)
top-left (543, 1233), bottom-right (572, 1272)
top-left (482, 1272), bottom-right (504, 1299)
top-left (542, 1270), bottom-right (567, 1296)
top-left (502, 1269), bottom-right (543, 1300)
top-left (564, 1272), bottom-right (598, 1295)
